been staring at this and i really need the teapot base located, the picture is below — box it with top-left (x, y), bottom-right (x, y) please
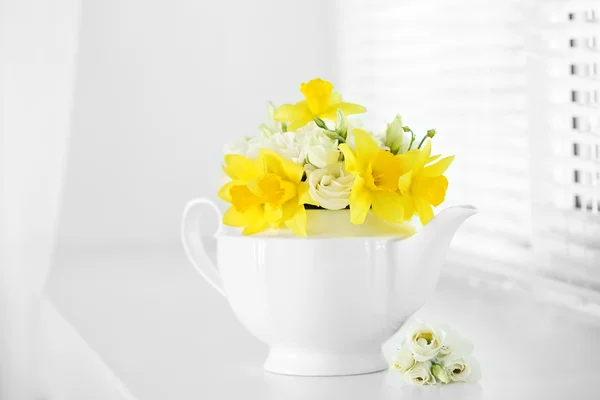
top-left (264, 348), bottom-right (388, 377)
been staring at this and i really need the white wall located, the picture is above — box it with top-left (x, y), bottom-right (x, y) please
top-left (56, 0), bottom-right (337, 249)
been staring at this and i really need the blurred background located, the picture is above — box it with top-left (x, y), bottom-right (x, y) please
top-left (1, 0), bottom-right (599, 399)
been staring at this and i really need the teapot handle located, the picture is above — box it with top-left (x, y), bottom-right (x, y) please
top-left (181, 198), bottom-right (226, 297)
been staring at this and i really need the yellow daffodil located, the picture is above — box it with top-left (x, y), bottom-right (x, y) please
top-left (396, 140), bottom-right (454, 225)
top-left (274, 78), bottom-right (366, 131)
top-left (218, 149), bottom-right (315, 235)
top-left (339, 129), bottom-right (405, 224)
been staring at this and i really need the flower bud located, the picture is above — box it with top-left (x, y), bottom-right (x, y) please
top-left (385, 115), bottom-right (410, 154)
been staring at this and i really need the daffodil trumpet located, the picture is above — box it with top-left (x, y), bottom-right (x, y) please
top-left (219, 78), bottom-right (454, 235)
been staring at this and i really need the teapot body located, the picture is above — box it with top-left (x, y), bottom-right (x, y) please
top-left (182, 199), bottom-right (477, 376)
top-left (218, 235), bottom-right (421, 376)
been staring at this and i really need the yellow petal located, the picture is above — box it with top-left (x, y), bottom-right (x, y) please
top-left (282, 198), bottom-right (297, 220)
top-left (329, 91), bottom-right (342, 104)
top-left (298, 182), bottom-right (318, 206)
top-left (428, 154), bottom-right (441, 163)
top-left (279, 156), bottom-right (305, 184)
top-left (222, 206), bottom-right (248, 227)
top-left (287, 117), bottom-right (313, 131)
top-left (218, 180), bottom-right (237, 202)
top-left (321, 90), bottom-right (366, 118)
top-left (274, 102), bottom-right (313, 131)
top-left (273, 101), bottom-right (310, 123)
top-left (396, 151), bottom-right (419, 171)
top-left (412, 140), bottom-right (432, 174)
top-left (415, 197), bottom-right (434, 225)
top-left (300, 78), bottom-right (333, 115)
top-left (353, 129), bottom-right (379, 167)
top-left (398, 171), bottom-right (412, 195)
top-left (223, 154), bottom-right (259, 182)
top-left (422, 155), bottom-right (455, 177)
top-left (320, 102), bottom-right (367, 120)
top-left (259, 149), bottom-right (304, 183)
top-left (337, 102), bottom-right (367, 116)
top-left (269, 220), bottom-right (284, 229)
top-left (349, 175), bottom-right (372, 224)
top-left (413, 175), bottom-right (449, 207)
top-left (243, 221), bottom-right (268, 235)
top-left (339, 143), bottom-right (359, 173)
top-left (400, 193), bottom-right (415, 222)
top-left (230, 185), bottom-right (263, 212)
top-left (284, 205), bottom-right (307, 236)
top-left (371, 191), bottom-right (404, 223)
top-left (264, 203), bottom-right (283, 223)
top-left (370, 150), bottom-right (403, 191)
top-left (363, 163), bottom-right (377, 191)
top-left (242, 206), bottom-right (268, 235)
top-left (279, 179), bottom-right (298, 204)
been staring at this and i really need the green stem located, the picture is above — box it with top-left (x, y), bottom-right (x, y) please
top-left (417, 136), bottom-right (427, 149)
top-left (315, 116), bottom-right (345, 143)
top-left (404, 126), bottom-right (416, 150)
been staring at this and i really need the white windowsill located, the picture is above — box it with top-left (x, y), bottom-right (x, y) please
top-left (43, 244), bottom-right (600, 399)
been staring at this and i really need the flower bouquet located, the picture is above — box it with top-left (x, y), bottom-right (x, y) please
top-left (219, 78), bottom-right (454, 236)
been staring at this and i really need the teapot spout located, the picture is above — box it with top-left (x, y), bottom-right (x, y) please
top-left (416, 204), bottom-right (478, 252)
top-left (390, 205), bottom-right (478, 313)
top-left (399, 204), bottom-right (478, 269)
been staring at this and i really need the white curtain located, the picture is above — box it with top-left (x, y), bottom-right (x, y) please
top-left (336, 0), bottom-right (600, 288)
top-left (0, 0), bottom-right (81, 398)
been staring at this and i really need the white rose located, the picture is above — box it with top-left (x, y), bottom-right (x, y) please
top-left (294, 123), bottom-right (340, 168)
top-left (224, 136), bottom-right (268, 159)
top-left (443, 355), bottom-right (480, 383)
top-left (404, 361), bottom-right (436, 386)
top-left (391, 345), bottom-right (415, 372)
top-left (307, 162), bottom-right (354, 210)
top-left (306, 133), bottom-right (340, 168)
top-left (266, 132), bottom-right (307, 164)
top-left (406, 321), bottom-right (446, 362)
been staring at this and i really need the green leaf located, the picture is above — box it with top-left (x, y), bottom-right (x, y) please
top-left (432, 364), bottom-right (450, 384)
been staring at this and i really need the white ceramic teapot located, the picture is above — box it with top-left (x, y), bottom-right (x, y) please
top-left (182, 198), bottom-right (477, 376)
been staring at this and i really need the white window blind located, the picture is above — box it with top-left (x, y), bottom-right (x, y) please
top-left (336, 0), bottom-right (600, 288)
top-left (529, 1), bottom-right (600, 286)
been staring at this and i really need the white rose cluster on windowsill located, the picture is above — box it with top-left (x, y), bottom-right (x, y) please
top-left (391, 320), bottom-right (481, 386)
